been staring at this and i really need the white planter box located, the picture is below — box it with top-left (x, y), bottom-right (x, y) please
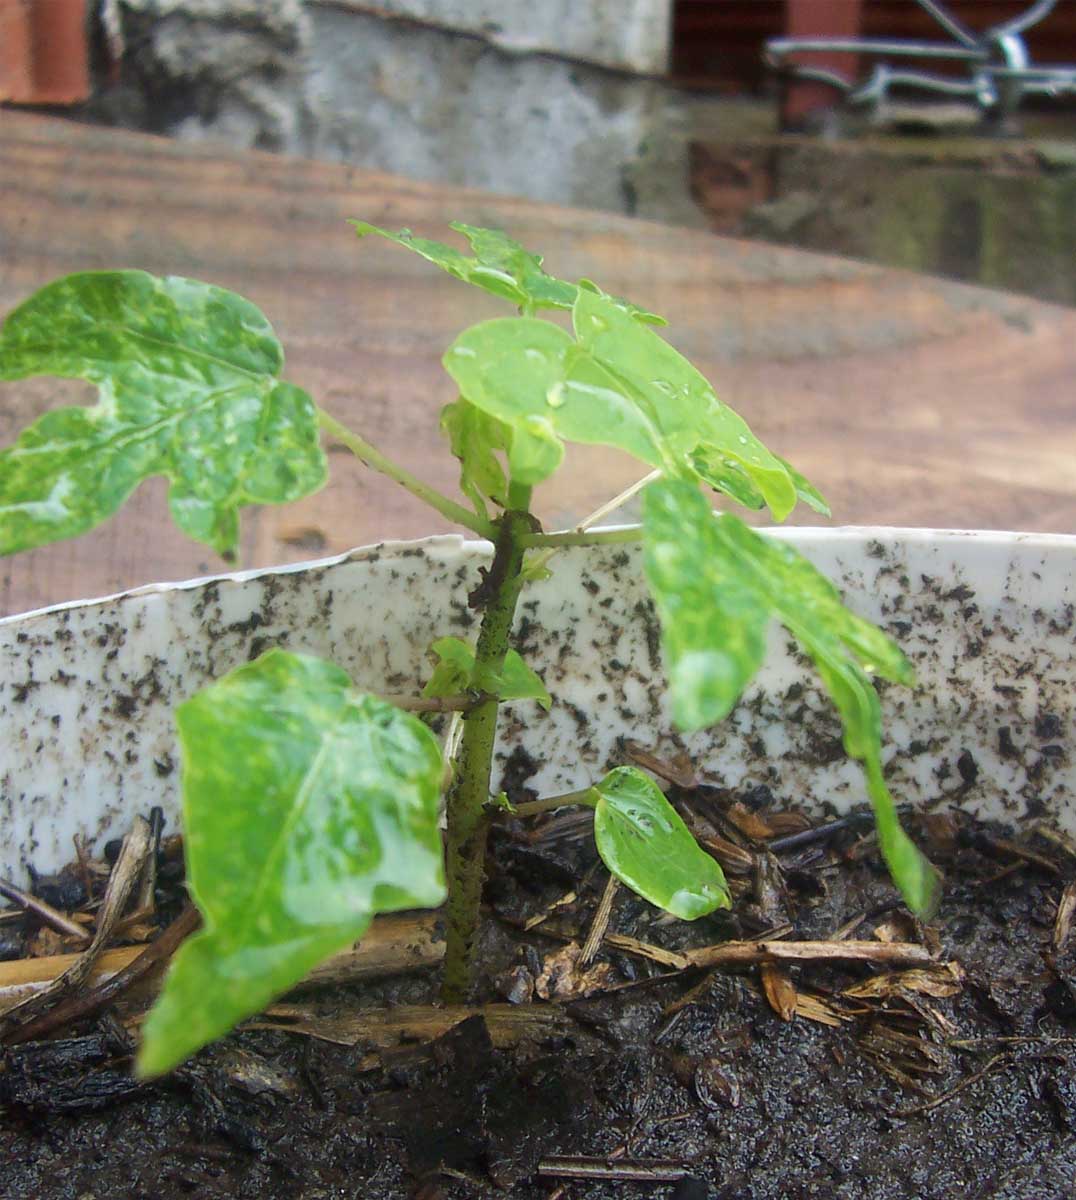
top-left (2, 527), bottom-right (1073, 885)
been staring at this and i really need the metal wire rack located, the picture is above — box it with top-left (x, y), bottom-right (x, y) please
top-left (765, 0), bottom-right (1076, 123)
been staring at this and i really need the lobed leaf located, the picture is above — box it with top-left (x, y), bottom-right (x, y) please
top-left (443, 289), bottom-right (814, 519)
top-left (592, 767), bottom-right (730, 920)
top-left (423, 636), bottom-right (550, 710)
top-left (0, 272), bottom-right (326, 560)
top-left (137, 650), bottom-right (445, 1076)
top-left (352, 221), bottom-right (665, 323)
top-left (642, 478), bottom-right (938, 916)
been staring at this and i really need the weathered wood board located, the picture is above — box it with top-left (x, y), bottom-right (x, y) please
top-left (1, 112), bottom-right (1073, 616)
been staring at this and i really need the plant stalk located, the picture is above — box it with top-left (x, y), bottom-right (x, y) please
top-left (507, 788), bottom-right (599, 819)
top-left (441, 509), bottom-right (532, 1002)
top-left (317, 408), bottom-right (496, 539)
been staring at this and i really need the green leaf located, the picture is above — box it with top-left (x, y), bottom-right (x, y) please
top-left (137, 649), bottom-right (445, 1076)
top-left (352, 221), bottom-right (665, 323)
top-left (778, 456), bottom-right (831, 518)
top-left (440, 398), bottom-right (509, 517)
top-left (642, 478), bottom-right (938, 916)
top-left (444, 317), bottom-right (658, 485)
top-left (487, 650), bottom-right (552, 711)
top-left (0, 272), bottom-right (326, 560)
top-left (439, 398), bottom-right (562, 512)
top-left (572, 289), bottom-right (797, 519)
top-left (443, 290), bottom-right (807, 519)
top-left (423, 635), bottom-right (477, 698)
top-left (592, 767), bottom-right (730, 920)
top-left (423, 636), bottom-right (551, 710)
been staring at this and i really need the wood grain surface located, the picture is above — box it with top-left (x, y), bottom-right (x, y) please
top-left (1, 112), bottom-right (1073, 616)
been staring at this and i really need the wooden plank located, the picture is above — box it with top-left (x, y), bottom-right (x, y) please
top-left (1, 112), bottom-right (1073, 616)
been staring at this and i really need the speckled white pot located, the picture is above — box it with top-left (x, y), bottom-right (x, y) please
top-left (1, 528), bottom-right (1073, 886)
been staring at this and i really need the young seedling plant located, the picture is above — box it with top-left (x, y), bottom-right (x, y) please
top-left (0, 222), bottom-right (941, 1076)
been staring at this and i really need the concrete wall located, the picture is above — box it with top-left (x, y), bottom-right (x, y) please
top-left (92, 0), bottom-right (685, 214)
top-left (691, 136), bottom-right (1076, 307)
top-left (84, 2), bottom-right (1076, 306)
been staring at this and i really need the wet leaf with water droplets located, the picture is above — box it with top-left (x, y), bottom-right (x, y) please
top-left (642, 478), bottom-right (938, 917)
top-left (443, 290), bottom-right (819, 520)
top-left (0, 272), bottom-right (326, 560)
top-left (592, 766), bottom-right (730, 920)
top-left (137, 650), bottom-right (445, 1076)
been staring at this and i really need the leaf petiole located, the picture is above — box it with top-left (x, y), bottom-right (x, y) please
top-left (505, 788), bottom-right (600, 818)
top-left (318, 408), bottom-right (496, 539)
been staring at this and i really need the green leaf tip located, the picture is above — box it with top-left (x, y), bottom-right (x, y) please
top-left (592, 767), bottom-right (730, 920)
top-left (136, 649), bottom-right (445, 1076)
top-left (351, 219), bottom-right (665, 323)
top-left (0, 271), bottom-right (326, 560)
top-left (641, 477), bottom-right (935, 916)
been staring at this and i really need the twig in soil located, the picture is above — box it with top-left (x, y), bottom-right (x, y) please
top-left (887, 1052), bottom-right (1015, 1118)
top-left (1054, 881), bottom-right (1076, 951)
top-left (580, 874), bottom-right (619, 966)
top-left (977, 834), bottom-right (1060, 875)
top-left (522, 889), bottom-right (580, 932)
top-left (0, 912), bottom-right (443, 1014)
top-left (687, 938), bottom-right (936, 971)
top-left (254, 1002), bottom-right (569, 1058)
top-left (0, 876), bottom-right (91, 943)
top-left (1031, 822), bottom-right (1076, 860)
top-left (2, 903), bottom-right (201, 1046)
top-left (537, 1156), bottom-right (688, 1183)
top-left (946, 1035), bottom-right (1076, 1049)
top-left (134, 805), bottom-right (165, 914)
top-left (0, 815), bottom-right (152, 1033)
top-left (767, 812), bottom-right (873, 854)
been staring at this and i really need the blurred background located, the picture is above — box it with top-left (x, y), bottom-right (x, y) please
top-left (2, 1), bottom-right (1074, 613)
top-left (4, 0), bottom-right (1076, 302)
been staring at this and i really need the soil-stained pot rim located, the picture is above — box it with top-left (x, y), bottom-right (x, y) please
top-left (1, 524), bottom-right (1073, 885)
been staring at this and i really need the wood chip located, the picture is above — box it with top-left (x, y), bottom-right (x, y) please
top-left (699, 833), bottom-right (754, 876)
top-left (765, 811), bottom-right (813, 838)
top-left (1054, 881), bottom-right (1076, 951)
top-left (0, 911), bottom-right (443, 1016)
top-left (760, 962), bottom-right (797, 1020)
top-left (792, 991), bottom-right (855, 1027)
top-left (843, 961), bottom-right (965, 1000)
top-left (522, 890), bottom-right (578, 931)
top-left (724, 802), bottom-right (776, 841)
top-left (534, 942), bottom-right (618, 1000)
top-left (580, 875), bottom-right (619, 966)
top-left (257, 1002), bottom-right (569, 1051)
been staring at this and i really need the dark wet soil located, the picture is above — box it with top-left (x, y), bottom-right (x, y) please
top-left (2, 793), bottom-right (1076, 1200)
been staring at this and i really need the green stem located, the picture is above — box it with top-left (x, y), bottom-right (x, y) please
top-left (507, 787), bottom-right (599, 819)
top-left (507, 480), bottom-right (533, 511)
top-left (441, 510), bottom-right (533, 1002)
top-left (520, 527), bottom-right (643, 550)
top-left (318, 408), bottom-right (496, 539)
